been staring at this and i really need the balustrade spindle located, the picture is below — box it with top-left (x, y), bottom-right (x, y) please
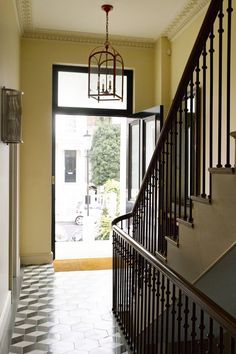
top-left (151, 269), bottom-right (157, 354)
top-left (209, 26), bottom-right (215, 198)
top-left (142, 262), bottom-right (148, 354)
top-left (217, 2), bottom-right (224, 168)
top-left (128, 245), bottom-right (132, 345)
top-left (217, 326), bottom-right (224, 354)
top-left (178, 106), bottom-right (183, 219)
top-left (156, 271), bottom-right (161, 353)
top-left (135, 252), bottom-right (139, 353)
top-left (208, 317), bottom-right (214, 354)
top-left (226, 0), bottom-right (233, 167)
top-left (139, 258), bottom-right (144, 354)
top-left (174, 118), bottom-right (178, 240)
top-left (165, 279), bottom-right (170, 354)
top-left (184, 92), bottom-right (189, 219)
top-left (202, 44), bottom-right (207, 197)
top-left (140, 195), bottom-right (144, 246)
top-left (177, 289), bottom-right (183, 354)
top-left (165, 136), bottom-right (169, 238)
top-left (160, 274), bottom-right (165, 353)
top-left (231, 337), bottom-right (235, 354)
top-left (143, 189), bottom-right (147, 250)
top-left (124, 243), bottom-right (129, 339)
top-left (148, 181), bottom-right (152, 252)
top-left (184, 296), bottom-right (189, 354)
top-left (189, 77), bottom-right (194, 222)
top-left (147, 266), bottom-right (152, 353)
top-left (138, 204), bottom-right (142, 244)
top-left (154, 162), bottom-right (158, 253)
top-left (169, 123), bottom-right (174, 237)
top-left (121, 238), bottom-right (125, 329)
top-left (195, 62), bottom-right (201, 196)
top-left (159, 150), bottom-right (165, 253)
top-left (152, 173), bottom-right (156, 254)
top-left (171, 284), bottom-right (176, 354)
top-left (118, 237), bottom-right (121, 324)
top-left (199, 310), bottom-right (205, 354)
top-left (191, 302), bottom-right (197, 353)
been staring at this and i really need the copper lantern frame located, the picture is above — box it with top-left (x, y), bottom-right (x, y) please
top-left (88, 4), bottom-right (124, 102)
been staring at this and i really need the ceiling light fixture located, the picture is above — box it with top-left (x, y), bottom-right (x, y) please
top-left (88, 4), bottom-right (124, 102)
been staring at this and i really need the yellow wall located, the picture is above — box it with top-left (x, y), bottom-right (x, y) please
top-left (0, 0), bottom-right (20, 340)
top-left (170, 3), bottom-right (236, 170)
top-left (170, 7), bottom-right (207, 97)
top-left (20, 2), bottom-right (236, 264)
top-left (20, 38), bottom-right (155, 261)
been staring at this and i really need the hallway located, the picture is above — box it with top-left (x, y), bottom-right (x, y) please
top-left (9, 265), bottom-right (129, 354)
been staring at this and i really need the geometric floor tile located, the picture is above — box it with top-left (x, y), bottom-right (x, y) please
top-left (9, 265), bottom-right (130, 354)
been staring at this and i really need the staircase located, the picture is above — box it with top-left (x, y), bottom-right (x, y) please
top-left (167, 169), bottom-right (236, 283)
top-left (112, 0), bottom-right (236, 352)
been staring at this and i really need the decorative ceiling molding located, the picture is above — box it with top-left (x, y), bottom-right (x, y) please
top-left (22, 29), bottom-right (155, 49)
top-left (15, 0), bottom-right (32, 32)
top-left (16, 0), bottom-right (210, 47)
top-left (162, 0), bottom-right (210, 40)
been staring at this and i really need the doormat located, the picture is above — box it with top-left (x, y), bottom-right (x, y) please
top-left (53, 257), bottom-right (112, 272)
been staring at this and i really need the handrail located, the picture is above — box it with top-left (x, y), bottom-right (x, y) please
top-left (112, 1), bottom-right (235, 351)
top-left (112, 0), bottom-right (234, 258)
top-left (113, 225), bottom-right (236, 338)
top-left (132, 0), bottom-right (223, 212)
top-left (112, 212), bottom-right (133, 226)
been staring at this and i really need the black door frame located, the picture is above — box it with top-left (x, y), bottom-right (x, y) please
top-left (51, 64), bottom-right (133, 258)
top-left (126, 107), bottom-right (163, 207)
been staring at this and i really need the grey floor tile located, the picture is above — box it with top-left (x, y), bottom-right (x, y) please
top-left (8, 267), bottom-right (130, 354)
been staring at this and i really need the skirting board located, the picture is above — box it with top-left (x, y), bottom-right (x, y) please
top-left (20, 252), bottom-right (53, 265)
top-left (0, 291), bottom-right (11, 345)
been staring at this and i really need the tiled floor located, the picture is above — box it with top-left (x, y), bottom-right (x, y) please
top-left (9, 265), bottom-right (130, 354)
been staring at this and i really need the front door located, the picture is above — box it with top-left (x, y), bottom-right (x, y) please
top-left (52, 65), bottom-right (133, 261)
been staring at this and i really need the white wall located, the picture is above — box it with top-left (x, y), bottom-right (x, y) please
top-left (0, 0), bottom-right (20, 342)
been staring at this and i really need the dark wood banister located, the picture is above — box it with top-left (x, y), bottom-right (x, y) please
top-left (112, 212), bottom-right (133, 226)
top-left (112, 0), bottom-right (236, 347)
top-left (113, 0), bottom-right (223, 224)
top-left (113, 225), bottom-right (236, 338)
top-left (131, 0), bottom-right (223, 212)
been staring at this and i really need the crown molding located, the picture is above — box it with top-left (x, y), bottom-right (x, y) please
top-left (22, 29), bottom-right (155, 49)
top-left (16, 0), bottom-right (210, 47)
top-left (162, 0), bottom-right (210, 40)
top-left (15, 0), bottom-right (32, 32)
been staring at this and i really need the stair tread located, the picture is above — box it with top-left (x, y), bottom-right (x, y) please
top-left (209, 167), bottom-right (235, 174)
top-left (176, 217), bottom-right (193, 228)
top-left (191, 195), bottom-right (211, 204)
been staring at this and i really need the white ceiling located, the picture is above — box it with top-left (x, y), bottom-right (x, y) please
top-left (17, 0), bottom-right (210, 42)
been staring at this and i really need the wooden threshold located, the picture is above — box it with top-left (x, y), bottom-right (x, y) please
top-left (53, 257), bottom-right (112, 272)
